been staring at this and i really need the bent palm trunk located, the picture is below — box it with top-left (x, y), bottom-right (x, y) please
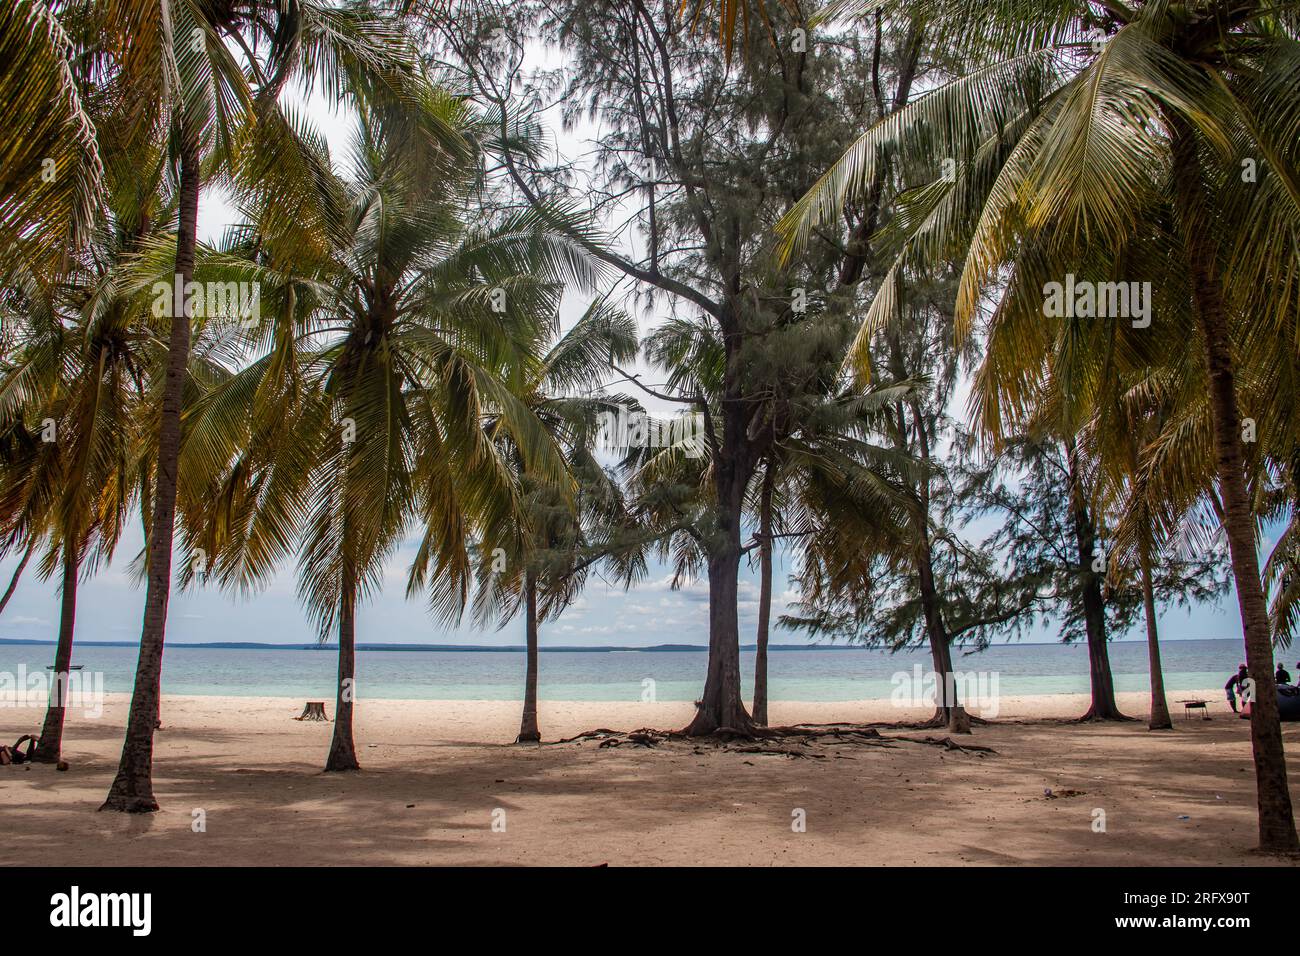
top-left (0, 540), bottom-right (34, 618)
top-left (101, 132), bottom-right (200, 813)
top-left (1169, 116), bottom-right (1297, 852)
top-left (33, 543), bottom-right (78, 763)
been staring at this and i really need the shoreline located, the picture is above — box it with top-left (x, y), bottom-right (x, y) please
top-left (5, 687), bottom-right (1232, 740)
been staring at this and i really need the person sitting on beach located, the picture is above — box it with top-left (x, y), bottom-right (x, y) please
top-left (1277, 663), bottom-right (1293, 685)
top-left (1226, 665), bottom-right (1250, 713)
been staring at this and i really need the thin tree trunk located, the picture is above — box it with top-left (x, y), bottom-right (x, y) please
top-left (908, 399), bottom-right (969, 732)
top-left (32, 542), bottom-right (78, 763)
top-left (752, 465), bottom-right (774, 727)
top-left (1139, 537), bottom-right (1172, 730)
top-left (1064, 436), bottom-right (1127, 720)
top-left (101, 131), bottom-right (200, 813)
top-left (918, 547), bottom-right (968, 730)
top-left (0, 539), bottom-right (34, 618)
top-left (326, 559), bottom-right (360, 771)
top-left (517, 569), bottom-right (541, 743)
top-left (1169, 114), bottom-right (1297, 852)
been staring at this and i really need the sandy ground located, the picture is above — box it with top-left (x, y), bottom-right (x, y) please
top-left (2, 690), bottom-right (1298, 866)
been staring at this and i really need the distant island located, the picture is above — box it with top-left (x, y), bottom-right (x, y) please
top-left (0, 637), bottom-right (857, 653)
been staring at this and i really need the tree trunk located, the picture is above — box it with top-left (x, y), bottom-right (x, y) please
top-left (916, 535), bottom-right (969, 731)
top-left (683, 311), bottom-right (756, 738)
top-left (1064, 436), bottom-right (1127, 721)
top-left (684, 536), bottom-right (754, 735)
top-left (683, 433), bottom-right (754, 736)
top-left (924, 623), bottom-right (969, 733)
top-left (908, 401), bottom-right (968, 733)
top-left (1139, 538), bottom-right (1172, 730)
top-left (752, 465), bottom-right (774, 727)
top-left (0, 539), bottom-right (34, 618)
top-left (517, 569), bottom-right (541, 743)
top-left (100, 131), bottom-right (200, 813)
top-left (325, 559), bottom-right (360, 771)
top-left (1169, 115), bottom-right (1297, 852)
top-left (32, 543), bottom-right (78, 763)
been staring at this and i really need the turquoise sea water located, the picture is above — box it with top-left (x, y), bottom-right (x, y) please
top-left (0, 638), bottom-right (1254, 702)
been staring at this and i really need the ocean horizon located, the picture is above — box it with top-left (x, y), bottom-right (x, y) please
top-left (0, 637), bottom-right (1253, 702)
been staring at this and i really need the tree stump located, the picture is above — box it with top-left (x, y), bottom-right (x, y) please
top-left (295, 701), bottom-right (328, 721)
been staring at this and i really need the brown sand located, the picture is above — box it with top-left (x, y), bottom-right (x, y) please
top-left (1, 690), bottom-right (1297, 866)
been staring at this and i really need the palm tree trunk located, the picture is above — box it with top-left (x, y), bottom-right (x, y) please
top-left (101, 130), bottom-right (200, 813)
top-left (32, 542), bottom-right (78, 763)
top-left (517, 568), bottom-right (541, 742)
top-left (1064, 436), bottom-right (1127, 720)
top-left (752, 465), bottom-right (774, 727)
top-left (1169, 115), bottom-right (1297, 852)
top-left (1139, 536), bottom-right (1172, 730)
top-left (0, 540), bottom-right (34, 618)
top-left (326, 559), bottom-right (361, 771)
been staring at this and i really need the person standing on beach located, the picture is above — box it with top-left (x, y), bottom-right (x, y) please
top-left (1226, 665), bottom-right (1250, 713)
top-left (1276, 663), bottom-right (1292, 685)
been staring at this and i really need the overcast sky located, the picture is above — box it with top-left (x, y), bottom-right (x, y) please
top-left (0, 56), bottom-right (1248, 649)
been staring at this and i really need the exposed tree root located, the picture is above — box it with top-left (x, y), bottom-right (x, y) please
top-left (1076, 708), bottom-right (1139, 723)
top-left (547, 724), bottom-right (997, 759)
top-left (893, 735), bottom-right (998, 755)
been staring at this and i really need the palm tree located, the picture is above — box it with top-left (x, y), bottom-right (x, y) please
top-left (1087, 371), bottom-right (1180, 730)
top-left (471, 300), bottom-right (639, 742)
top-left (180, 100), bottom-right (592, 770)
top-left (0, 539), bottom-right (35, 617)
top-left (0, 151), bottom-right (188, 762)
top-left (81, 0), bottom-right (457, 809)
top-left (0, 302), bottom-right (143, 764)
top-left (0, 0), bottom-right (104, 272)
top-left (773, 0), bottom-right (1300, 851)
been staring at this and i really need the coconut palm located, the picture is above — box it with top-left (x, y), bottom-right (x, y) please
top-left (179, 99), bottom-right (597, 770)
top-left (0, 287), bottom-right (144, 763)
top-left (72, 0), bottom-right (464, 810)
top-left (0, 137), bottom-right (222, 761)
top-left (0, 0), bottom-right (104, 272)
top-left (470, 300), bottom-right (639, 742)
top-left (770, 0), bottom-right (1300, 851)
top-left (0, 540), bottom-right (36, 617)
top-left (1086, 369), bottom-right (1181, 730)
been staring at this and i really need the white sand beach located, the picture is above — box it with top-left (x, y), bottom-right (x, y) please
top-left (2, 689), bottom-right (1297, 866)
